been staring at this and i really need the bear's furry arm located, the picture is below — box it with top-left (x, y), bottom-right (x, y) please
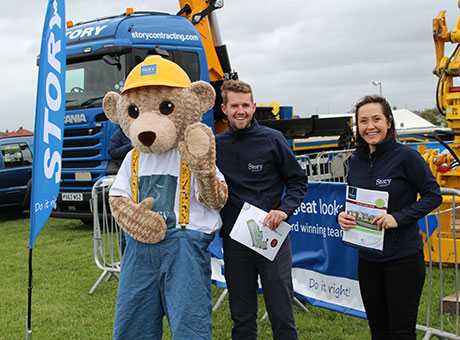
top-left (193, 169), bottom-right (228, 210)
top-left (178, 123), bottom-right (228, 210)
top-left (109, 196), bottom-right (167, 244)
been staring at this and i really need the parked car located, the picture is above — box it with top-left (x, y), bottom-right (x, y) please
top-left (0, 135), bottom-right (33, 210)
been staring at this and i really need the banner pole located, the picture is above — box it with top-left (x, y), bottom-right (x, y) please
top-left (26, 0), bottom-right (65, 337)
top-left (26, 247), bottom-right (33, 340)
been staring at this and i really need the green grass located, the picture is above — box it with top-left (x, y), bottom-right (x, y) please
top-left (0, 209), bottom-right (458, 339)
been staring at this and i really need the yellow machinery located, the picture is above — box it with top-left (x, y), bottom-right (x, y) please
top-left (178, 0), bottom-right (227, 83)
top-left (418, 2), bottom-right (460, 263)
top-left (177, 0), bottom-right (237, 133)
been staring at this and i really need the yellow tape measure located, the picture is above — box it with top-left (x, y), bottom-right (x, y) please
top-left (131, 149), bottom-right (140, 203)
top-left (179, 159), bottom-right (191, 230)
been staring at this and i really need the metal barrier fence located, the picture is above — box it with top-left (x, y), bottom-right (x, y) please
top-left (417, 188), bottom-right (460, 340)
top-left (89, 177), bottom-right (122, 295)
top-left (296, 149), bottom-right (353, 183)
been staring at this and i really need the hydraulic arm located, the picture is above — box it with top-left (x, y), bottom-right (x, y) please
top-left (177, 0), bottom-right (234, 82)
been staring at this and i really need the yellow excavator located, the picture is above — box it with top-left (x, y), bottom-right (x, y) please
top-left (418, 2), bottom-right (460, 263)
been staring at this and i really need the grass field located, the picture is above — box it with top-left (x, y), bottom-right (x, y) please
top-left (0, 209), bottom-right (458, 339)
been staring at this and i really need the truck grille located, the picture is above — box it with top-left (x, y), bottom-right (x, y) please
top-left (61, 173), bottom-right (98, 180)
top-left (63, 139), bottom-right (98, 147)
top-left (64, 127), bottom-right (101, 137)
top-left (62, 149), bottom-right (99, 158)
top-left (60, 181), bottom-right (95, 188)
top-left (60, 117), bottom-right (115, 193)
top-left (59, 168), bottom-right (105, 189)
top-left (62, 161), bottom-right (102, 168)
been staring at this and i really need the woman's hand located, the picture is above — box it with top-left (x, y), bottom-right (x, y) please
top-left (338, 212), bottom-right (356, 231)
top-left (372, 213), bottom-right (398, 231)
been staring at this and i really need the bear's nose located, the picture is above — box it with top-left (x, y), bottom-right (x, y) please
top-left (138, 131), bottom-right (156, 147)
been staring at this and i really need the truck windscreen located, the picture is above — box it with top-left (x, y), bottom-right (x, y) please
top-left (65, 55), bottom-right (126, 110)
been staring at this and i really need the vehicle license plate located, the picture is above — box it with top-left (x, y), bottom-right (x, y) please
top-left (62, 193), bottom-right (83, 201)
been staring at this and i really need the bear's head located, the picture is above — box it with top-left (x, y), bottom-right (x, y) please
top-left (103, 55), bottom-right (215, 154)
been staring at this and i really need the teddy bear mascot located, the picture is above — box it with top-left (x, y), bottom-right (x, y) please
top-left (103, 55), bottom-right (228, 340)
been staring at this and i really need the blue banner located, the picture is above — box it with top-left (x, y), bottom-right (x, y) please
top-left (210, 182), bottom-right (366, 319)
top-left (29, 0), bottom-right (66, 248)
top-left (289, 182), bottom-right (365, 318)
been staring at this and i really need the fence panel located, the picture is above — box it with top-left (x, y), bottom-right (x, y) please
top-left (297, 149), bottom-right (352, 183)
top-left (417, 188), bottom-right (460, 340)
top-left (89, 177), bottom-right (122, 295)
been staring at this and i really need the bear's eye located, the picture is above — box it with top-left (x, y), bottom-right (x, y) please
top-left (159, 101), bottom-right (174, 115)
top-left (128, 105), bottom-right (139, 119)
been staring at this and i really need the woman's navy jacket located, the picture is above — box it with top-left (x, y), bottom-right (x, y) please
top-left (347, 139), bottom-right (442, 262)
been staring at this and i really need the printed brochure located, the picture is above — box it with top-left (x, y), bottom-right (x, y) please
top-left (342, 186), bottom-right (388, 253)
top-left (230, 202), bottom-right (291, 261)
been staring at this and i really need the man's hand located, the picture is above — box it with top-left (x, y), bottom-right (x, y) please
top-left (263, 209), bottom-right (288, 230)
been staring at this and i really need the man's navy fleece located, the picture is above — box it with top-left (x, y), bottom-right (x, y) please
top-left (109, 128), bottom-right (132, 161)
top-left (347, 139), bottom-right (442, 262)
top-left (215, 119), bottom-right (308, 237)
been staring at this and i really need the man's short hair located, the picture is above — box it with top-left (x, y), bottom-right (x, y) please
top-left (221, 80), bottom-right (253, 105)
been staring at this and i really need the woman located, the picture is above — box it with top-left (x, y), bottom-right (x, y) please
top-left (337, 95), bottom-right (442, 340)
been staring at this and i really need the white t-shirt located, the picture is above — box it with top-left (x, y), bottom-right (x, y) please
top-left (110, 148), bottom-right (224, 234)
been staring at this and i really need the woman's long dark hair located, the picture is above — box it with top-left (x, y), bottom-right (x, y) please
top-left (354, 95), bottom-right (396, 152)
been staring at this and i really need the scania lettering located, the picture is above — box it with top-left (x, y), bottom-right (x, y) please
top-left (64, 114), bottom-right (87, 124)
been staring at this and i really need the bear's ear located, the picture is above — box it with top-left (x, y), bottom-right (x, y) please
top-left (190, 81), bottom-right (216, 113)
top-left (103, 91), bottom-right (121, 124)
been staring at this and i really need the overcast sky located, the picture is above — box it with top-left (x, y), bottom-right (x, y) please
top-left (2, 0), bottom-right (459, 131)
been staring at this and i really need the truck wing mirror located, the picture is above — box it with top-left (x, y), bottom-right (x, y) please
top-left (102, 55), bottom-right (122, 71)
top-left (153, 46), bottom-right (170, 58)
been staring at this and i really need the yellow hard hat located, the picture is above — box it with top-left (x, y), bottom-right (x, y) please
top-left (121, 55), bottom-right (191, 93)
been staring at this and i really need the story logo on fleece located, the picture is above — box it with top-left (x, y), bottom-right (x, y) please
top-left (375, 178), bottom-right (391, 187)
top-left (248, 163), bottom-right (263, 172)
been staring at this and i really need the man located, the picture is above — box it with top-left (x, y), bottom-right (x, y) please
top-left (215, 80), bottom-right (308, 340)
top-left (108, 126), bottom-right (132, 162)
